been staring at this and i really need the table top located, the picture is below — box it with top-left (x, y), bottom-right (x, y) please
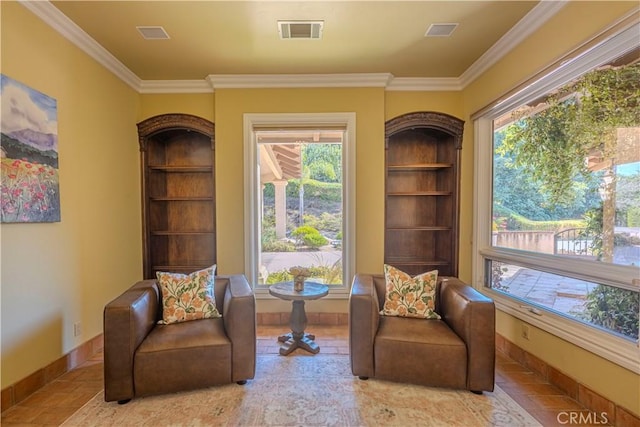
top-left (269, 281), bottom-right (329, 301)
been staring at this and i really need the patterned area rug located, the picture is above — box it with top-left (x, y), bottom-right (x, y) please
top-left (62, 354), bottom-right (541, 426)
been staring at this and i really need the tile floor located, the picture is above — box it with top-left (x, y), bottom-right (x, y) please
top-left (1, 325), bottom-right (611, 427)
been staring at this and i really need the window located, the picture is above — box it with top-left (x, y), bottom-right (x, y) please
top-left (257, 132), bottom-right (344, 286)
top-left (473, 23), bottom-right (639, 371)
top-left (244, 113), bottom-right (356, 298)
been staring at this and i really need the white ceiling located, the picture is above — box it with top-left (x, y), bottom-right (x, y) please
top-left (21, 1), bottom-right (570, 92)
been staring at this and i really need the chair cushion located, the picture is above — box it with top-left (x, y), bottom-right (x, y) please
top-left (134, 318), bottom-right (232, 396)
top-left (156, 265), bottom-right (221, 324)
top-left (381, 264), bottom-right (440, 319)
top-left (374, 316), bottom-right (467, 389)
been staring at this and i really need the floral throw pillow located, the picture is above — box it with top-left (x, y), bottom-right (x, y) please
top-left (380, 264), bottom-right (441, 319)
top-left (156, 265), bottom-right (221, 325)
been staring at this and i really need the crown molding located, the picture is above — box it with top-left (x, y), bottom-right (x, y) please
top-left (459, 0), bottom-right (568, 87)
top-left (207, 73), bottom-right (393, 89)
top-left (139, 80), bottom-right (213, 94)
top-left (139, 75), bottom-right (462, 92)
top-left (386, 77), bottom-right (462, 91)
top-left (19, 0), bottom-right (142, 91)
top-left (23, 0), bottom-right (566, 93)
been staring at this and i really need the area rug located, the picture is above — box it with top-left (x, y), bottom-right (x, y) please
top-left (61, 354), bottom-right (541, 427)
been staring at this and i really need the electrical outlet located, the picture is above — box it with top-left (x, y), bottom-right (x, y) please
top-left (521, 324), bottom-right (530, 340)
top-left (73, 322), bottom-right (82, 337)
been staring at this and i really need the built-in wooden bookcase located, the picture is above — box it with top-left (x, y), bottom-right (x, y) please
top-left (384, 112), bottom-right (464, 277)
top-left (137, 114), bottom-right (216, 279)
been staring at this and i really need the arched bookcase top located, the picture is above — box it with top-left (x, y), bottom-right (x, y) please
top-left (137, 114), bottom-right (214, 151)
top-left (385, 111), bottom-right (464, 150)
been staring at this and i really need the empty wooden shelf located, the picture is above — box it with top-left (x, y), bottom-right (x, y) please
top-left (384, 111), bottom-right (464, 277)
top-left (137, 114), bottom-right (216, 279)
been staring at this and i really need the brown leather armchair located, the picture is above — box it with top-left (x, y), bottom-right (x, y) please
top-left (349, 274), bottom-right (495, 393)
top-left (103, 274), bottom-right (256, 403)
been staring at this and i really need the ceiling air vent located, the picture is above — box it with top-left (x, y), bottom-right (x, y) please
top-left (278, 21), bottom-right (324, 39)
top-left (425, 23), bottom-right (458, 37)
top-left (136, 26), bottom-right (170, 40)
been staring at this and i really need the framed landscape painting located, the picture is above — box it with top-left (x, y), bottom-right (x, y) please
top-left (1, 74), bottom-right (60, 223)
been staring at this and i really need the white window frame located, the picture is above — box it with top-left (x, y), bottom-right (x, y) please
top-left (472, 22), bottom-right (640, 373)
top-left (244, 112), bottom-right (356, 299)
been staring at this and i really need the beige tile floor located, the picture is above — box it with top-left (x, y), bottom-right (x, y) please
top-left (1, 325), bottom-right (609, 427)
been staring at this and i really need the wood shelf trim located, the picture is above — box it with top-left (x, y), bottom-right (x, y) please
top-left (149, 165), bottom-right (213, 172)
top-left (151, 231), bottom-right (215, 235)
top-left (387, 191), bottom-right (452, 196)
top-left (387, 163), bottom-right (453, 170)
top-left (149, 197), bottom-right (214, 201)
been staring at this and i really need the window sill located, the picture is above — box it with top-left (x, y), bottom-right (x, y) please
top-left (479, 286), bottom-right (640, 374)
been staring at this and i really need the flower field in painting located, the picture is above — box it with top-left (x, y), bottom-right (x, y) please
top-left (1, 157), bottom-right (60, 222)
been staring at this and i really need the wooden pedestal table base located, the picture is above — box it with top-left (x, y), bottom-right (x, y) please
top-left (269, 282), bottom-right (329, 356)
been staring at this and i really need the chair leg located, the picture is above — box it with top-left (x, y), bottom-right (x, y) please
top-left (117, 399), bottom-right (131, 404)
top-left (358, 376), bottom-right (369, 380)
top-left (237, 380), bottom-right (247, 385)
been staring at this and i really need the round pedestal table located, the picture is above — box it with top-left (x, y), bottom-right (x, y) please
top-left (268, 282), bottom-right (329, 355)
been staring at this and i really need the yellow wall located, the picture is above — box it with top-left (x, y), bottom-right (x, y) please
top-left (1, 3), bottom-right (142, 387)
top-left (2, 0), bottom-right (638, 416)
top-left (138, 94), bottom-right (214, 123)
top-left (213, 87), bottom-right (387, 312)
top-left (462, 1), bottom-right (640, 416)
top-left (464, 1), bottom-right (639, 115)
top-left (138, 89), bottom-right (466, 313)
top-left (497, 313), bottom-right (640, 416)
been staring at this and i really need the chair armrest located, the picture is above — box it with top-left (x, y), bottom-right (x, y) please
top-left (349, 274), bottom-right (381, 378)
top-left (439, 278), bottom-right (495, 392)
top-left (103, 284), bottom-right (158, 402)
top-left (222, 274), bottom-right (256, 382)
